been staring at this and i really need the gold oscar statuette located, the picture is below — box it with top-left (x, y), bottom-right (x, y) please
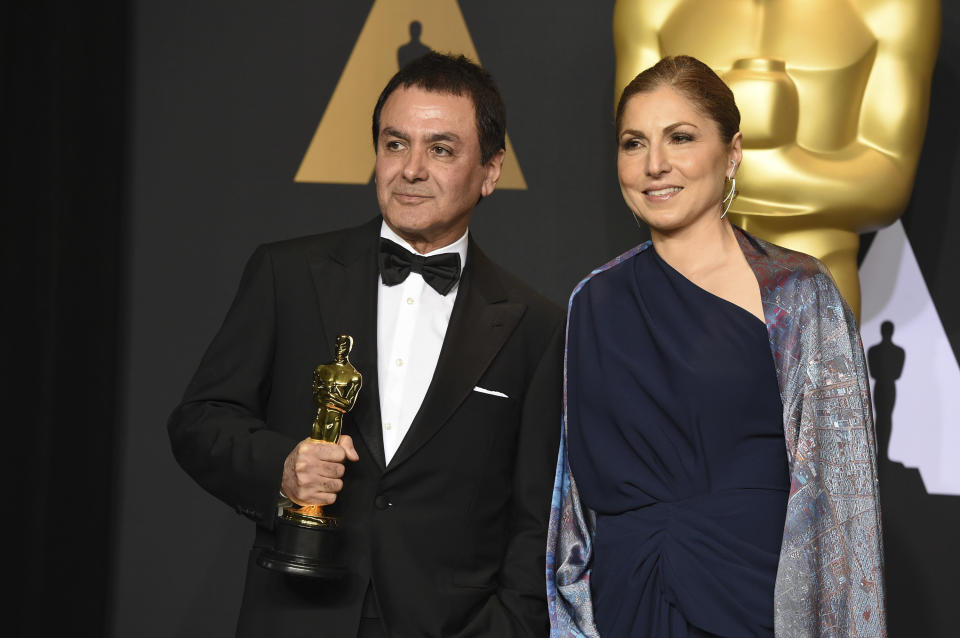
top-left (257, 334), bottom-right (363, 578)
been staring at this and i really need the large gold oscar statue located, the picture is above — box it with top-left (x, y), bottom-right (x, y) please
top-left (614, 0), bottom-right (940, 319)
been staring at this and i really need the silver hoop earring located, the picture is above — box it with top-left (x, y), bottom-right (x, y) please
top-left (720, 175), bottom-right (736, 219)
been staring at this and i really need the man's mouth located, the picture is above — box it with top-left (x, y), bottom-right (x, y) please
top-left (393, 192), bottom-right (432, 203)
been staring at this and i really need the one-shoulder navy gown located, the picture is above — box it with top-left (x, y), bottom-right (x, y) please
top-left (566, 246), bottom-right (789, 637)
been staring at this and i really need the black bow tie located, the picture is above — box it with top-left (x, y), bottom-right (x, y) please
top-left (378, 238), bottom-right (462, 295)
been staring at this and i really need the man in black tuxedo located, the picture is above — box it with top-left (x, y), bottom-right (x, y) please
top-left (168, 52), bottom-right (563, 637)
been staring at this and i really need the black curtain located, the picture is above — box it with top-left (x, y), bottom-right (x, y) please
top-left (4, 3), bottom-right (129, 635)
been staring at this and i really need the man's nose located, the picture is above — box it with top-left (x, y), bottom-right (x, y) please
top-left (402, 150), bottom-right (428, 181)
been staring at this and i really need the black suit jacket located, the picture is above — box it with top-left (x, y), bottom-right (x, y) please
top-left (168, 217), bottom-right (564, 637)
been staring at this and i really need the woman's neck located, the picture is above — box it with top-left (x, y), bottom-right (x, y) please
top-left (651, 216), bottom-right (740, 281)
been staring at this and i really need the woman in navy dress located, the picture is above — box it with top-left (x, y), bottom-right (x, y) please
top-left (548, 55), bottom-right (885, 638)
top-left (567, 55), bottom-right (787, 638)
top-left (546, 54), bottom-right (828, 638)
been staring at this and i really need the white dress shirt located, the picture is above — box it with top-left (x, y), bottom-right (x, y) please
top-left (377, 221), bottom-right (468, 464)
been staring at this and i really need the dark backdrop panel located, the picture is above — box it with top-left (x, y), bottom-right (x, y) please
top-left (902, 8), bottom-right (960, 359)
top-left (880, 6), bottom-right (960, 634)
top-left (110, 2), bottom-right (959, 637)
top-left (5, 3), bottom-right (128, 636)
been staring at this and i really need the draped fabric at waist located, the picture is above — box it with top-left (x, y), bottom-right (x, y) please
top-left (591, 489), bottom-right (787, 638)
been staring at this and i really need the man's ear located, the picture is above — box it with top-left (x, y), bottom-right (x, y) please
top-left (480, 149), bottom-right (506, 198)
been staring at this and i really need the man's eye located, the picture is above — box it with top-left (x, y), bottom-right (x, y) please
top-left (432, 146), bottom-right (452, 157)
top-left (385, 140), bottom-right (404, 151)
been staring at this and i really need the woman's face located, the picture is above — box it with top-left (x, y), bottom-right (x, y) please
top-left (617, 86), bottom-right (741, 235)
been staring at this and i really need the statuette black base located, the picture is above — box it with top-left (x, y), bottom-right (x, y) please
top-left (257, 515), bottom-right (346, 579)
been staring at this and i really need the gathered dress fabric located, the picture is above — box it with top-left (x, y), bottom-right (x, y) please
top-left (547, 229), bottom-right (886, 638)
top-left (566, 245), bottom-right (788, 637)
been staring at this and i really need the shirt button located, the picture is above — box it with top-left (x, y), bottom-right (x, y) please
top-left (384, 422), bottom-right (392, 430)
top-left (406, 297), bottom-right (415, 305)
top-left (396, 358), bottom-right (403, 367)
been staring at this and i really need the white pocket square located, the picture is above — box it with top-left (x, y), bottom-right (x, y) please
top-left (473, 386), bottom-right (508, 398)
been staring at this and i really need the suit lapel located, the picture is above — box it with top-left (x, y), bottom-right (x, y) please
top-left (385, 241), bottom-right (525, 472)
top-left (309, 217), bottom-right (386, 470)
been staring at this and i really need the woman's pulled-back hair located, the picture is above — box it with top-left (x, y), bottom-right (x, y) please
top-left (615, 55), bottom-right (741, 143)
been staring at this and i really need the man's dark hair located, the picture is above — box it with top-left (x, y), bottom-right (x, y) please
top-left (372, 52), bottom-right (506, 164)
